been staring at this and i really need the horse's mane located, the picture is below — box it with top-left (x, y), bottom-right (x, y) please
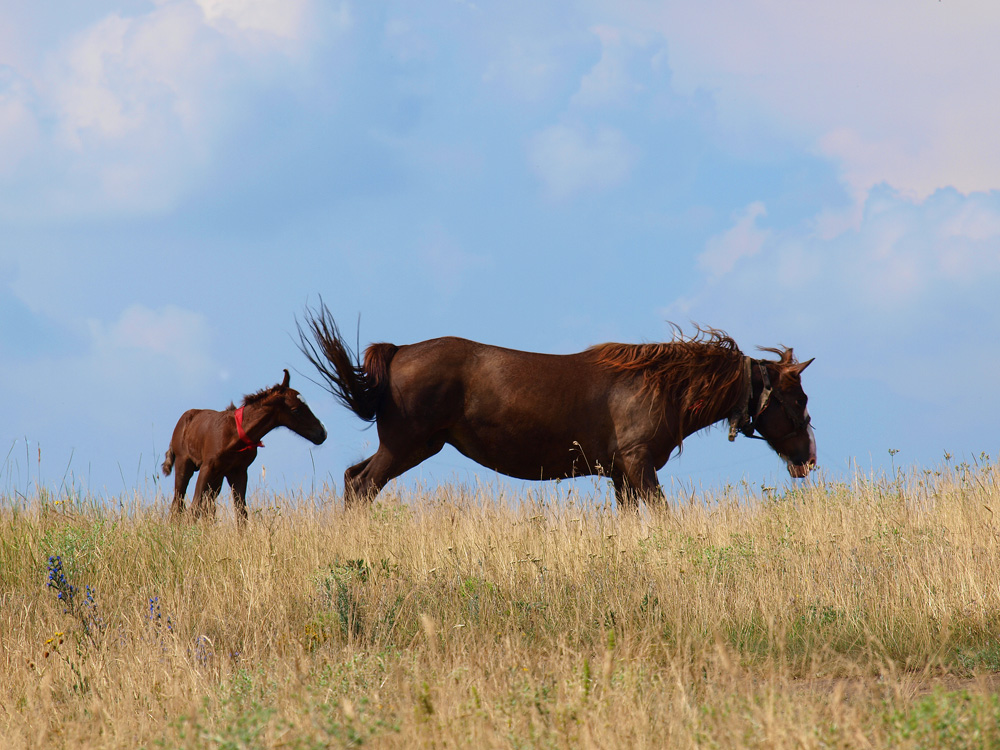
top-left (585, 326), bottom-right (746, 416)
top-left (225, 383), bottom-right (285, 411)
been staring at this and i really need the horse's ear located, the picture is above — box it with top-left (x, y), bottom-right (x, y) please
top-left (281, 369), bottom-right (290, 388)
top-left (793, 357), bottom-right (814, 374)
top-left (780, 348), bottom-right (795, 365)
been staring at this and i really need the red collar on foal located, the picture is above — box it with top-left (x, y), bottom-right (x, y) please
top-left (234, 406), bottom-right (264, 451)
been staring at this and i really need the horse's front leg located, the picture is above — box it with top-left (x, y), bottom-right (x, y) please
top-left (191, 467), bottom-right (223, 521)
top-left (227, 469), bottom-right (249, 527)
top-left (612, 448), bottom-right (663, 512)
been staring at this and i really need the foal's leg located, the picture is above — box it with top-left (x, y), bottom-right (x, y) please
top-left (171, 460), bottom-right (196, 517)
top-left (227, 469), bottom-right (249, 527)
top-left (191, 468), bottom-right (224, 521)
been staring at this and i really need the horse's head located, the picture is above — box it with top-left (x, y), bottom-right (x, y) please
top-left (274, 369), bottom-right (328, 445)
top-left (747, 350), bottom-right (816, 478)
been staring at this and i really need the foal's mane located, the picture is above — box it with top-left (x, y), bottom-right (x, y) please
top-left (586, 326), bottom-right (746, 415)
top-left (225, 383), bottom-right (286, 411)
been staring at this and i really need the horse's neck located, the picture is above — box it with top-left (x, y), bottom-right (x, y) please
top-left (712, 358), bottom-right (752, 429)
top-left (678, 358), bottom-right (749, 436)
top-left (238, 401), bottom-right (278, 441)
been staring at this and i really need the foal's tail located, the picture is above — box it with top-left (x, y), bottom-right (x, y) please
top-left (298, 302), bottom-right (397, 422)
top-left (161, 448), bottom-right (175, 476)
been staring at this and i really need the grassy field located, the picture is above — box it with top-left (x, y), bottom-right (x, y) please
top-left (3, 461), bottom-right (1000, 749)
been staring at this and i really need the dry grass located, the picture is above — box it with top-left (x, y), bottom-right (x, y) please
top-left (3, 461), bottom-right (1000, 748)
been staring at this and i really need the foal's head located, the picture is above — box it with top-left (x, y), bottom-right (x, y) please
top-left (751, 350), bottom-right (816, 478)
top-left (250, 369), bottom-right (327, 445)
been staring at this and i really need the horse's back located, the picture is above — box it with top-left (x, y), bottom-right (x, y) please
top-left (388, 336), bottom-right (597, 394)
top-left (171, 407), bottom-right (213, 434)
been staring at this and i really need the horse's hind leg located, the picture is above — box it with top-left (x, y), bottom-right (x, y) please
top-left (171, 460), bottom-right (196, 518)
top-left (343, 456), bottom-right (374, 505)
top-left (344, 438), bottom-right (444, 506)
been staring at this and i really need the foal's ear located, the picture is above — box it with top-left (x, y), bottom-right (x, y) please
top-left (792, 358), bottom-right (814, 374)
top-left (281, 368), bottom-right (290, 388)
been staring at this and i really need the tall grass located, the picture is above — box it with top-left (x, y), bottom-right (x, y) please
top-left (2, 461), bottom-right (1000, 748)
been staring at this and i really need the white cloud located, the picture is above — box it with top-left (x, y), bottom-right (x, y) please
top-left (672, 187), bottom-right (1000, 403)
top-left (52, 14), bottom-right (139, 146)
top-left (88, 304), bottom-right (215, 381)
top-left (613, 0), bottom-right (1000, 198)
top-left (571, 26), bottom-right (646, 108)
top-left (482, 39), bottom-right (561, 103)
top-left (0, 303), bottom-right (217, 447)
top-left (528, 123), bottom-right (636, 199)
top-left (0, 71), bottom-right (39, 176)
top-left (0, 0), bottom-right (331, 218)
top-left (11, 4), bottom-right (223, 215)
top-left (196, 0), bottom-right (316, 41)
top-left (698, 201), bottom-right (768, 277)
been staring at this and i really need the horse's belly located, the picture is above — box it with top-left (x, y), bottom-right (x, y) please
top-left (447, 423), bottom-right (604, 481)
top-left (451, 447), bottom-right (584, 481)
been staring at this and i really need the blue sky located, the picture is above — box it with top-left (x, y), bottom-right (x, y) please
top-left (2, 0), bottom-right (999, 503)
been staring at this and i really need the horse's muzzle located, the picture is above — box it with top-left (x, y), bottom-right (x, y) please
top-left (787, 462), bottom-right (814, 479)
top-left (786, 425), bottom-right (817, 478)
top-left (311, 425), bottom-right (328, 445)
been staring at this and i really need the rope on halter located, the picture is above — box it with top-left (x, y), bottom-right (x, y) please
top-left (235, 406), bottom-right (264, 452)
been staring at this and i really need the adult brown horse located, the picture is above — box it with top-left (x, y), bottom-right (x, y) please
top-left (299, 305), bottom-right (815, 509)
top-left (162, 370), bottom-right (327, 524)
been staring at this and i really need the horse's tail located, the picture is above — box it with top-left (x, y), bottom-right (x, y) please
top-left (298, 303), bottom-right (398, 422)
top-left (162, 448), bottom-right (175, 476)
